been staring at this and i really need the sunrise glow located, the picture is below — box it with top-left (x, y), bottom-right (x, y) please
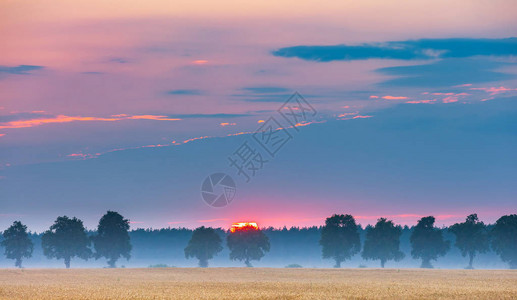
top-left (230, 222), bottom-right (259, 233)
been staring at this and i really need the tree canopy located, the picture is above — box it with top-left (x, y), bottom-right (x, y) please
top-left (410, 216), bottom-right (450, 268)
top-left (320, 214), bottom-right (361, 268)
top-left (1, 221), bottom-right (33, 268)
top-left (449, 214), bottom-right (489, 269)
top-left (227, 224), bottom-right (270, 267)
top-left (92, 211), bottom-right (132, 268)
top-left (41, 216), bottom-right (91, 268)
top-left (362, 218), bottom-right (404, 268)
top-left (491, 214), bottom-right (517, 269)
top-left (184, 226), bottom-right (223, 267)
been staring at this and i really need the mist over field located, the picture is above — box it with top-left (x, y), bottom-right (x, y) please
top-left (0, 225), bottom-right (510, 269)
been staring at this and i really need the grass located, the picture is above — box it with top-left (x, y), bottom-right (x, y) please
top-left (0, 268), bottom-right (516, 299)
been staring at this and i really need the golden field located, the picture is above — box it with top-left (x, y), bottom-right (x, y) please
top-left (0, 268), bottom-right (516, 299)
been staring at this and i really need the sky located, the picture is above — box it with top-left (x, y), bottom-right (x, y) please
top-left (0, 0), bottom-right (516, 231)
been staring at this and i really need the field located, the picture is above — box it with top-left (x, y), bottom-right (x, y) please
top-left (0, 268), bottom-right (516, 299)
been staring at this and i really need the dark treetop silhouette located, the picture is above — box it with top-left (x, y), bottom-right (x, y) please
top-left (184, 226), bottom-right (223, 267)
top-left (227, 224), bottom-right (270, 267)
top-left (319, 214), bottom-right (361, 268)
top-left (362, 218), bottom-right (405, 268)
top-left (449, 213), bottom-right (489, 269)
top-left (92, 211), bottom-right (132, 268)
top-left (41, 216), bottom-right (91, 268)
top-left (410, 216), bottom-right (450, 268)
top-left (1, 221), bottom-right (33, 268)
top-left (491, 214), bottom-right (517, 269)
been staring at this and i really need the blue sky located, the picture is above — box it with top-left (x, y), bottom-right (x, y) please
top-left (0, 0), bottom-right (516, 231)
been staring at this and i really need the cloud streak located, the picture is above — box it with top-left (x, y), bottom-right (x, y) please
top-left (272, 38), bottom-right (517, 62)
top-left (0, 65), bottom-right (44, 75)
top-left (0, 114), bottom-right (181, 129)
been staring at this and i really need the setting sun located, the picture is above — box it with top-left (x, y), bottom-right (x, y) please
top-left (230, 222), bottom-right (259, 233)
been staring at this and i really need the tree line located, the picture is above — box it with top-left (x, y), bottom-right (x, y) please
top-left (1, 212), bottom-right (516, 269)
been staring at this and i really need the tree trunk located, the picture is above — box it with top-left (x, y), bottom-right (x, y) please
top-left (245, 258), bottom-right (252, 267)
top-left (15, 258), bottom-right (22, 268)
top-left (467, 252), bottom-right (475, 269)
top-left (199, 258), bottom-right (208, 268)
top-left (65, 257), bottom-right (71, 269)
top-left (381, 259), bottom-right (386, 268)
top-left (334, 260), bottom-right (341, 268)
top-left (108, 258), bottom-right (117, 268)
top-left (421, 258), bottom-right (433, 269)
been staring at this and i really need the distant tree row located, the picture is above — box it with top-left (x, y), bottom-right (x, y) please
top-left (319, 214), bottom-right (517, 269)
top-left (1, 213), bottom-right (516, 269)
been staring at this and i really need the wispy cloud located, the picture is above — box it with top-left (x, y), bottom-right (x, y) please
top-left (107, 57), bottom-right (130, 64)
top-left (272, 38), bottom-right (517, 62)
top-left (382, 96), bottom-right (408, 100)
top-left (234, 86), bottom-right (293, 102)
top-left (168, 113), bottom-right (252, 119)
top-left (406, 100), bottom-right (436, 104)
top-left (470, 86), bottom-right (517, 95)
top-left (165, 89), bottom-right (203, 95)
top-left (0, 114), bottom-right (181, 130)
top-left (0, 65), bottom-right (44, 75)
top-left (241, 86), bottom-right (290, 94)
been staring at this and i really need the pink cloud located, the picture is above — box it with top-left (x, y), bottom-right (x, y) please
top-left (220, 122), bottom-right (236, 127)
top-left (67, 153), bottom-right (98, 160)
top-left (352, 115), bottom-right (373, 119)
top-left (338, 112), bottom-right (358, 118)
top-left (182, 135), bottom-right (211, 144)
top-left (0, 134), bottom-right (5, 137)
top-left (192, 60), bottom-right (208, 65)
top-left (294, 121), bottom-right (318, 127)
top-left (0, 114), bottom-right (181, 130)
top-left (470, 86), bottom-right (517, 95)
top-left (406, 100), bottom-right (435, 104)
top-left (455, 83), bottom-right (472, 87)
top-left (442, 96), bottom-right (458, 103)
top-left (127, 115), bottom-right (181, 121)
top-left (369, 95), bottom-right (379, 99)
top-left (382, 96), bottom-right (408, 100)
top-left (432, 92), bottom-right (455, 96)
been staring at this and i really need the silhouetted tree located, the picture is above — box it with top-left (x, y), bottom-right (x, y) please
top-left (1, 221), bottom-right (33, 268)
top-left (491, 214), bottom-right (517, 269)
top-left (410, 216), bottom-right (450, 268)
top-left (184, 226), bottom-right (223, 267)
top-left (41, 216), bottom-right (91, 268)
top-left (227, 225), bottom-right (270, 267)
top-left (449, 214), bottom-right (489, 269)
top-left (319, 214), bottom-right (360, 268)
top-left (362, 218), bottom-right (404, 268)
top-left (92, 211), bottom-right (132, 268)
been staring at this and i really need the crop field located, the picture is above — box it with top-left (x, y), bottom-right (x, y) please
top-left (0, 268), bottom-right (516, 299)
